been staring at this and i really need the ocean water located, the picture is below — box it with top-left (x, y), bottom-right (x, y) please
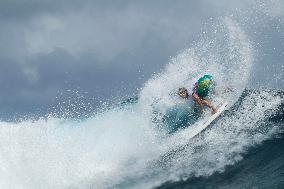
top-left (0, 89), bottom-right (282, 189)
top-left (0, 8), bottom-right (283, 189)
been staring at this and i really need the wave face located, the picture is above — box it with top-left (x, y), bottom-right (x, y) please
top-left (0, 19), bottom-right (283, 189)
top-left (157, 91), bottom-right (284, 189)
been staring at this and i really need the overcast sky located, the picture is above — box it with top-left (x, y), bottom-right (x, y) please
top-left (0, 0), bottom-right (283, 118)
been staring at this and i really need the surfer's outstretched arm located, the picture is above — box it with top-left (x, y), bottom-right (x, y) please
top-left (192, 93), bottom-right (217, 114)
top-left (201, 99), bottom-right (217, 114)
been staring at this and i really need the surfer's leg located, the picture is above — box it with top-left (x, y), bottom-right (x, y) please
top-left (201, 99), bottom-right (217, 114)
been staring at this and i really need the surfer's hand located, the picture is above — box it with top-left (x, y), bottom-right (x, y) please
top-left (212, 108), bottom-right (217, 114)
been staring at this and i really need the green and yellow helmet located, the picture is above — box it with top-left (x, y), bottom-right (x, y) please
top-left (197, 74), bottom-right (214, 95)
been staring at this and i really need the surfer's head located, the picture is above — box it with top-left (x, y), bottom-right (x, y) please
top-left (178, 87), bottom-right (189, 99)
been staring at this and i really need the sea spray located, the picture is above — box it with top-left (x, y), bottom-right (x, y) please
top-left (0, 17), bottom-right (282, 189)
top-left (139, 17), bottom-right (253, 129)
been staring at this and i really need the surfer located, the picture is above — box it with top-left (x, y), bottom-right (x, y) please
top-left (178, 74), bottom-right (217, 114)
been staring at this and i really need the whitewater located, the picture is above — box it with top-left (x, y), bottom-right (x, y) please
top-left (0, 17), bottom-right (283, 189)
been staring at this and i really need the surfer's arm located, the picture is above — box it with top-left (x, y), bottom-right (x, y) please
top-left (192, 93), bottom-right (204, 111)
top-left (201, 99), bottom-right (217, 114)
top-left (192, 93), bottom-right (202, 105)
top-left (192, 93), bottom-right (217, 114)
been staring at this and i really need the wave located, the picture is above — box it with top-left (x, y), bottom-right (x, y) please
top-left (157, 91), bottom-right (284, 189)
top-left (0, 17), bottom-right (283, 189)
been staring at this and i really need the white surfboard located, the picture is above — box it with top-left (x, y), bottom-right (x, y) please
top-left (167, 101), bottom-right (228, 147)
top-left (185, 101), bottom-right (228, 139)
